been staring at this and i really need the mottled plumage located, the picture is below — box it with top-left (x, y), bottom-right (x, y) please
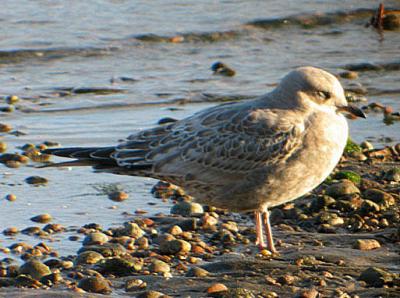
top-left (43, 67), bottom-right (365, 252)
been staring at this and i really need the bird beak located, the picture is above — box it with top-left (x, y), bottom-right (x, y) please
top-left (338, 104), bottom-right (367, 118)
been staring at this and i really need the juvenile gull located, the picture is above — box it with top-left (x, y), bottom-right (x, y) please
top-left (42, 67), bottom-right (365, 253)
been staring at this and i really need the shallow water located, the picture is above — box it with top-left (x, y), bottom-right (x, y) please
top-left (1, 1), bottom-right (399, 259)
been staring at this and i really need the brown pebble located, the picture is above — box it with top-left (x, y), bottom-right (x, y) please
top-left (0, 123), bottom-right (12, 133)
top-left (5, 194), bottom-right (16, 201)
top-left (3, 227), bottom-right (19, 235)
top-left (207, 283), bottom-right (228, 294)
top-left (353, 239), bottom-right (381, 250)
top-left (0, 142), bottom-right (7, 153)
top-left (108, 191), bottom-right (129, 202)
top-left (297, 288), bottom-right (319, 298)
top-left (4, 160), bottom-right (20, 168)
top-left (30, 213), bottom-right (52, 223)
top-left (339, 71), bottom-right (358, 80)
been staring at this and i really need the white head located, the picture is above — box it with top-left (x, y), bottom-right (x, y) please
top-left (274, 66), bottom-right (365, 118)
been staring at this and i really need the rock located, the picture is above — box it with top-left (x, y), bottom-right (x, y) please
top-left (136, 290), bottom-right (166, 298)
top-left (125, 278), bottom-right (147, 292)
top-left (186, 266), bottom-right (210, 277)
top-left (118, 222), bottom-right (145, 239)
top-left (363, 189), bottom-right (395, 209)
top-left (296, 288), bottom-right (319, 298)
top-left (211, 62), bottom-right (236, 77)
top-left (221, 221), bottom-right (238, 233)
top-left (78, 243), bottom-right (126, 257)
top-left (30, 214), bottom-right (52, 223)
top-left (78, 276), bottom-right (111, 294)
top-left (5, 95), bottom-right (19, 104)
top-left (149, 259), bottom-right (170, 274)
top-left (96, 257), bottom-right (143, 276)
top-left (310, 195), bottom-right (336, 211)
top-left (207, 283), bottom-right (228, 294)
top-left (19, 260), bottom-right (51, 280)
top-left (108, 191), bottom-right (129, 202)
top-left (82, 232), bottom-right (109, 246)
top-left (160, 239), bottom-right (191, 255)
top-left (158, 117), bottom-right (178, 125)
top-left (14, 275), bottom-right (42, 288)
top-left (359, 267), bottom-right (394, 287)
top-left (0, 142), bottom-right (6, 153)
top-left (170, 201), bottom-right (204, 216)
top-left (40, 272), bottom-right (62, 286)
top-left (383, 168), bottom-right (400, 182)
top-left (0, 123), bottom-right (12, 133)
top-left (3, 227), bottom-right (19, 235)
top-left (25, 176), bottom-right (48, 185)
top-left (325, 180), bottom-right (360, 198)
top-left (333, 171), bottom-right (361, 184)
top-left (75, 251), bottom-right (104, 265)
top-left (168, 225), bottom-right (183, 236)
top-left (360, 141), bottom-right (374, 150)
top-left (277, 274), bottom-right (296, 285)
top-left (339, 71), bottom-right (358, 80)
top-left (344, 138), bottom-right (362, 155)
top-left (360, 200), bottom-right (380, 214)
top-left (353, 239), bottom-right (381, 250)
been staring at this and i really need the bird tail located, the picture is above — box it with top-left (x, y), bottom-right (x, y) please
top-left (40, 146), bottom-right (118, 168)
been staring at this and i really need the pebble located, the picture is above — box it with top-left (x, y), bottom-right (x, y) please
top-left (78, 243), bottom-right (126, 257)
top-left (383, 168), bottom-right (400, 182)
top-left (277, 274), bottom-right (296, 285)
top-left (75, 251), bottom-right (104, 265)
top-left (170, 201), bottom-right (204, 216)
top-left (3, 227), bottom-right (19, 235)
top-left (207, 283), bottom-right (228, 294)
top-left (19, 260), bottom-right (51, 280)
top-left (108, 191), bottom-right (129, 202)
top-left (186, 266), bottom-right (210, 277)
top-left (160, 239), bottom-right (191, 255)
top-left (339, 71), bottom-right (358, 79)
top-left (5, 95), bottom-right (19, 104)
top-left (0, 123), bottom-right (12, 133)
top-left (353, 239), bottom-right (381, 250)
top-left (296, 288), bottom-right (319, 298)
top-left (25, 176), bottom-right (48, 185)
top-left (333, 171), bottom-right (361, 184)
top-left (136, 290), bottom-right (167, 298)
top-left (211, 62), bottom-right (236, 77)
top-left (5, 194), bottom-right (17, 202)
top-left (96, 257), bottom-right (143, 275)
top-left (0, 142), bottom-right (6, 153)
top-left (359, 267), bottom-right (394, 287)
top-left (40, 272), bottom-right (63, 286)
top-left (30, 213), bottom-right (52, 223)
top-left (363, 188), bottom-right (395, 208)
top-left (118, 222), bottom-right (145, 239)
top-left (78, 276), bottom-right (111, 294)
top-left (325, 179), bottom-right (360, 198)
top-left (82, 232), bottom-right (109, 246)
top-left (360, 141), bottom-right (374, 150)
top-left (360, 199), bottom-right (380, 214)
top-left (125, 278), bottom-right (147, 292)
top-left (149, 259), bottom-right (170, 274)
top-left (168, 225), bottom-right (183, 236)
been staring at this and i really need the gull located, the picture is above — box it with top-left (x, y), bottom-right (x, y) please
top-left (42, 66), bottom-right (365, 253)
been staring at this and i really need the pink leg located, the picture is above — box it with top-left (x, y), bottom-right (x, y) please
top-left (254, 211), bottom-right (266, 249)
top-left (262, 210), bottom-right (277, 253)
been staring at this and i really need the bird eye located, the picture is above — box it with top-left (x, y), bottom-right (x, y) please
top-left (317, 91), bottom-right (331, 100)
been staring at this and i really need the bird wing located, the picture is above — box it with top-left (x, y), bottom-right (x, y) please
top-left (114, 102), bottom-right (304, 182)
